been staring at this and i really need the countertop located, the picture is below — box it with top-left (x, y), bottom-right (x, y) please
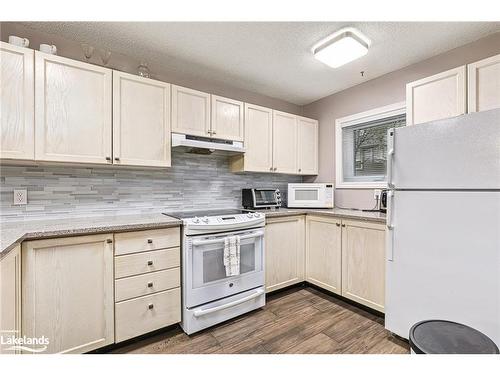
top-left (0, 213), bottom-right (181, 258)
top-left (255, 207), bottom-right (387, 223)
top-left (0, 208), bottom-right (385, 258)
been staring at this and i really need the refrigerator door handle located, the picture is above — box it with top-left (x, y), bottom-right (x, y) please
top-left (387, 129), bottom-right (395, 188)
top-left (386, 190), bottom-right (395, 261)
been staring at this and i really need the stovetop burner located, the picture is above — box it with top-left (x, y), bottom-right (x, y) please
top-left (164, 208), bottom-right (250, 220)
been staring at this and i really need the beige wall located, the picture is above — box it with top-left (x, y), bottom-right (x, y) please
top-left (0, 22), bottom-right (302, 115)
top-left (302, 31), bottom-right (500, 209)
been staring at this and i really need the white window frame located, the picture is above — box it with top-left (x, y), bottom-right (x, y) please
top-left (335, 102), bottom-right (406, 189)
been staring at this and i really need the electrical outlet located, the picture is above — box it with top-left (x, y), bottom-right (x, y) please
top-left (13, 189), bottom-right (27, 205)
top-left (373, 189), bottom-right (382, 200)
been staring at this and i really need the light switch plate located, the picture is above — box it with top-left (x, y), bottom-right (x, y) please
top-left (13, 189), bottom-right (27, 205)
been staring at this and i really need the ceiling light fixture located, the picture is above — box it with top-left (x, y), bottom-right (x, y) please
top-left (312, 27), bottom-right (371, 68)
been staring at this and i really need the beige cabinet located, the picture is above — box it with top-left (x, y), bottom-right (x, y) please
top-left (230, 103), bottom-right (273, 173)
top-left (272, 110), bottom-right (298, 174)
top-left (297, 116), bottom-right (318, 175)
top-left (406, 66), bottom-right (467, 125)
top-left (0, 245), bottom-right (22, 354)
top-left (211, 95), bottom-right (244, 141)
top-left (305, 215), bottom-right (342, 294)
top-left (341, 220), bottom-right (386, 312)
top-left (265, 215), bottom-right (305, 292)
top-left (0, 42), bottom-right (34, 160)
top-left (468, 53), bottom-right (500, 113)
top-left (22, 234), bottom-right (114, 354)
top-left (171, 85), bottom-right (210, 137)
top-left (112, 71), bottom-right (171, 167)
top-left (34, 52), bottom-right (112, 164)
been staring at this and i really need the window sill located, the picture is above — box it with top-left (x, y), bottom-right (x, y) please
top-left (335, 181), bottom-right (388, 189)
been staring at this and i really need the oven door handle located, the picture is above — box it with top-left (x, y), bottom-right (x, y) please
top-left (193, 289), bottom-right (265, 318)
top-left (191, 230), bottom-right (264, 246)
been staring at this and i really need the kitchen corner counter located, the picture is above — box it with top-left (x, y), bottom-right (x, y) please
top-left (258, 207), bottom-right (387, 223)
top-left (0, 213), bottom-right (182, 258)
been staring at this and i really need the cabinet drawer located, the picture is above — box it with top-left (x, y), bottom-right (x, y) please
top-left (114, 228), bottom-right (180, 255)
top-left (115, 268), bottom-right (180, 302)
top-left (115, 248), bottom-right (180, 279)
top-left (115, 288), bottom-right (181, 343)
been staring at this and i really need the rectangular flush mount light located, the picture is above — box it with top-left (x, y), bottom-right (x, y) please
top-left (313, 27), bottom-right (370, 68)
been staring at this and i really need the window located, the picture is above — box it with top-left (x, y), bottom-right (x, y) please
top-left (335, 102), bottom-right (406, 188)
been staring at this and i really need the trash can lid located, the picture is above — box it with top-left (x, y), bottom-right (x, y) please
top-left (409, 320), bottom-right (499, 354)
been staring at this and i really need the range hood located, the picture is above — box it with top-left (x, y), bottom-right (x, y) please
top-left (172, 133), bottom-right (245, 154)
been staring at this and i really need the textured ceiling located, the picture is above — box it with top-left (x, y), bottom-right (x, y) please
top-left (22, 22), bottom-right (500, 105)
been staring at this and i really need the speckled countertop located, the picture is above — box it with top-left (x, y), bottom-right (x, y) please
top-left (0, 213), bottom-right (181, 258)
top-left (255, 207), bottom-right (387, 223)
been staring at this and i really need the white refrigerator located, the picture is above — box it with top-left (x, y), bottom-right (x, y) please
top-left (385, 109), bottom-right (500, 347)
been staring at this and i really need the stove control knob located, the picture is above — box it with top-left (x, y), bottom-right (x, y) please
top-left (193, 217), bottom-right (200, 224)
top-left (254, 213), bottom-right (260, 218)
top-left (202, 217), bottom-right (209, 223)
top-left (247, 213), bottom-right (254, 218)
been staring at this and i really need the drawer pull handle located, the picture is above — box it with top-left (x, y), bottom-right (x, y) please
top-left (147, 260), bottom-right (153, 266)
top-left (147, 282), bottom-right (154, 288)
top-left (148, 303), bottom-right (154, 310)
top-left (147, 239), bottom-right (153, 244)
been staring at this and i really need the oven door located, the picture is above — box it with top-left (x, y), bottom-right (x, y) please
top-left (184, 228), bottom-right (264, 308)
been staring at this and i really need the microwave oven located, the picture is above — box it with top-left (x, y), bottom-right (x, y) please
top-left (287, 183), bottom-right (334, 208)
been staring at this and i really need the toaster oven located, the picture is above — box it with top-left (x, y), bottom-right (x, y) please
top-left (242, 188), bottom-right (282, 209)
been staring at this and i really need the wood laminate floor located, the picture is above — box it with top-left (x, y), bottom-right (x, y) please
top-left (111, 287), bottom-right (409, 354)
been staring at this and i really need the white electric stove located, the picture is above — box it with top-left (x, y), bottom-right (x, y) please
top-left (165, 209), bottom-right (266, 335)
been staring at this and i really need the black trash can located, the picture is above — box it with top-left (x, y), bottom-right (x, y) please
top-left (409, 320), bottom-right (499, 354)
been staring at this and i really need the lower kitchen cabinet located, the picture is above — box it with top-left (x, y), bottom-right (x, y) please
top-left (341, 219), bottom-right (386, 312)
top-left (305, 215), bottom-right (342, 294)
top-left (0, 245), bottom-right (22, 354)
top-left (265, 215), bottom-right (305, 292)
top-left (22, 234), bottom-right (114, 354)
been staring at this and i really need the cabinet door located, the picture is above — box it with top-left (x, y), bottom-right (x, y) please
top-left (406, 66), bottom-right (466, 125)
top-left (0, 245), bottom-right (21, 354)
top-left (0, 42), bottom-right (34, 160)
top-left (113, 71), bottom-right (171, 167)
top-left (468, 53), bottom-right (500, 113)
top-left (305, 215), bottom-right (342, 294)
top-left (231, 103), bottom-right (273, 172)
top-left (22, 234), bottom-right (114, 354)
top-left (171, 85), bottom-right (210, 137)
top-left (341, 220), bottom-right (386, 312)
top-left (211, 95), bottom-right (244, 141)
top-left (34, 52), bottom-right (112, 164)
top-left (272, 110), bottom-right (298, 173)
top-left (265, 216), bottom-right (305, 292)
top-left (297, 116), bottom-right (318, 175)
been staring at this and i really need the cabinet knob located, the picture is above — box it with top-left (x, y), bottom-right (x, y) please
top-left (298, 168), bottom-right (302, 172)
top-left (114, 157), bottom-right (120, 161)
top-left (147, 282), bottom-right (154, 288)
top-left (106, 238), bottom-right (113, 243)
top-left (269, 167), bottom-right (273, 171)
top-left (147, 260), bottom-right (153, 266)
top-left (273, 167), bottom-right (277, 171)
top-left (148, 303), bottom-right (154, 310)
top-left (212, 130), bottom-right (217, 135)
top-left (147, 239), bottom-right (153, 244)
top-left (342, 224), bottom-right (346, 227)
top-left (335, 223), bottom-right (340, 227)
top-left (207, 130), bottom-right (212, 134)
top-left (105, 156), bottom-right (111, 161)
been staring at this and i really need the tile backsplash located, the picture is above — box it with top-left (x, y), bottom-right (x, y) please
top-left (0, 151), bottom-right (301, 221)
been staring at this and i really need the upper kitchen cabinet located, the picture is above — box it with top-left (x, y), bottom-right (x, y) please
top-left (230, 103), bottom-right (273, 173)
top-left (406, 66), bottom-right (466, 126)
top-left (113, 71), bottom-right (171, 167)
top-left (297, 116), bottom-right (318, 175)
top-left (272, 110), bottom-right (298, 174)
top-left (468, 53), bottom-right (500, 113)
top-left (171, 85), bottom-right (211, 137)
top-left (211, 95), bottom-right (244, 141)
top-left (34, 52), bottom-right (112, 164)
top-left (0, 42), bottom-right (34, 160)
